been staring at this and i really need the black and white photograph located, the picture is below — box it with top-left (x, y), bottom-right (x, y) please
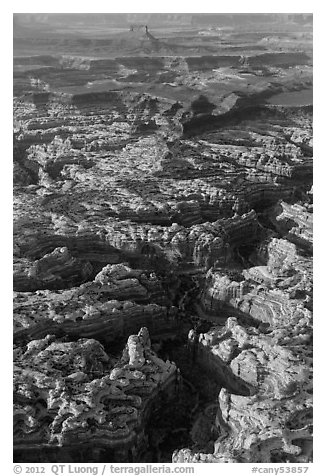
top-left (10, 3), bottom-right (316, 471)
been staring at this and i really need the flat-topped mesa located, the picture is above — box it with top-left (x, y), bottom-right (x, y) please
top-left (185, 56), bottom-right (242, 71)
top-left (57, 56), bottom-right (167, 74)
top-left (14, 328), bottom-right (179, 462)
top-left (59, 56), bottom-right (119, 72)
top-left (174, 317), bottom-right (312, 463)
top-left (183, 52), bottom-right (310, 73)
top-left (247, 51), bottom-right (311, 68)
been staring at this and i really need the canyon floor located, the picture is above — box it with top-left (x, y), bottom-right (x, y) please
top-left (13, 14), bottom-right (313, 464)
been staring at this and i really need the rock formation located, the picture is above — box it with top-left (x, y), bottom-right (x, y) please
top-left (14, 328), bottom-right (178, 462)
top-left (173, 315), bottom-right (312, 463)
top-left (13, 13), bottom-right (313, 464)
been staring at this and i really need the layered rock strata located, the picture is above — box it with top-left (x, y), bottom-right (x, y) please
top-left (173, 315), bottom-right (312, 463)
top-left (14, 264), bottom-right (179, 345)
top-left (13, 16), bottom-right (313, 464)
top-left (14, 328), bottom-right (178, 462)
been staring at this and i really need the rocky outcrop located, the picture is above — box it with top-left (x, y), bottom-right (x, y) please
top-left (14, 328), bottom-right (178, 462)
top-left (13, 17), bottom-right (313, 464)
top-left (268, 201), bottom-right (313, 252)
top-left (173, 219), bottom-right (312, 463)
top-left (14, 264), bottom-right (179, 345)
top-left (14, 247), bottom-right (93, 291)
top-left (200, 265), bottom-right (311, 328)
top-left (173, 315), bottom-right (312, 463)
top-left (14, 201), bottom-right (259, 277)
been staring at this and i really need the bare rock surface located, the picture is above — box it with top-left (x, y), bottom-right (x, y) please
top-left (13, 14), bottom-right (312, 464)
top-left (14, 328), bottom-right (178, 461)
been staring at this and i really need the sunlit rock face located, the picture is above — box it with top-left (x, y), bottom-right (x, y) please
top-left (267, 201), bottom-right (313, 252)
top-left (13, 264), bottom-right (180, 346)
top-left (172, 212), bottom-right (312, 463)
top-left (173, 314), bottom-right (312, 463)
top-left (13, 13), bottom-right (312, 464)
top-left (14, 328), bottom-right (178, 462)
top-left (217, 314), bottom-right (312, 463)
